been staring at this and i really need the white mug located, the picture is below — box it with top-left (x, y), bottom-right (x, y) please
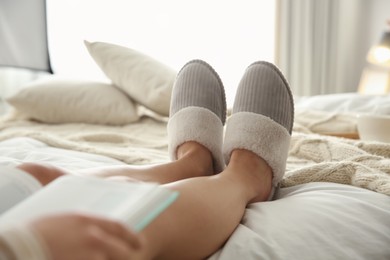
top-left (357, 114), bottom-right (390, 142)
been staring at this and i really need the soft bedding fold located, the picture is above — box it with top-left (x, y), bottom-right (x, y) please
top-left (285, 132), bottom-right (390, 195)
top-left (0, 116), bottom-right (169, 165)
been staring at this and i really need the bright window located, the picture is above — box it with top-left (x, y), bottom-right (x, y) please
top-left (47, 0), bottom-right (275, 107)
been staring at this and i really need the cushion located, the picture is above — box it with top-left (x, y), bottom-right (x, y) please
top-left (295, 93), bottom-right (390, 115)
top-left (84, 41), bottom-right (176, 117)
top-left (6, 78), bottom-right (139, 125)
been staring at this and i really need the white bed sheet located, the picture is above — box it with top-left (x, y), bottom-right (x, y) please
top-left (0, 137), bottom-right (125, 171)
top-left (0, 137), bottom-right (389, 260)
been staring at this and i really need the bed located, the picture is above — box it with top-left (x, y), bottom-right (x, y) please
top-left (1, 41), bottom-right (389, 259)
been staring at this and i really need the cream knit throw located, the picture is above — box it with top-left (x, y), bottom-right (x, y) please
top-left (286, 110), bottom-right (390, 195)
top-left (284, 132), bottom-right (390, 195)
top-left (0, 110), bottom-right (389, 196)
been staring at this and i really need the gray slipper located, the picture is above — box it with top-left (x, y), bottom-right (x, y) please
top-left (223, 61), bottom-right (294, 200)
top-left (168, 60), bottom-right (226, 173)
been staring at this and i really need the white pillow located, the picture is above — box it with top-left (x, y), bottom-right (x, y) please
top-left (295, 93), bottom-right (390, 115)
top-left (84, 41), bottom-right (176, 117)
top-left (6, 78), bottom-right (140, 125)
top-left (210, 182), bottom-right (390, 260)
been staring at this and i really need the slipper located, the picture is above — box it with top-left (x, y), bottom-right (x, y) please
top-left (167, 60), bottom-right (226, 173)
top-left (223, 61), bottom-right (294, 200)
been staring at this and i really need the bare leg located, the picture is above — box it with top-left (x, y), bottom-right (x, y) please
top-left (78, 141), bottom-right (215, 183)
top-left (16, 141), bottom-right (214, 186)
top-left (141, 147), bottom-right (272, 260)
top-left (17, 142), bottom-right (272, 259)
top-left (17, 162), bottom-right (70, 185)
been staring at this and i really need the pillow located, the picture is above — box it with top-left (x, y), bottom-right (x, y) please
top-left (210, 182), bottom-right (390, 259)
top-left (295, 93), bottom-right (390, 115)
top-left (84, 41), bottom-right (176, 117)
top-left (6, 78), bottom-right (140, 125)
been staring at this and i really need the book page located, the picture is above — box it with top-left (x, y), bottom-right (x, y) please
top-left (0, 166), bottom-right (42, 214)
top-left (0, 175), bottom-right (178, 231)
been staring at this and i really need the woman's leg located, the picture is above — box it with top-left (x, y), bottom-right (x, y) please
top-left (15, 141), bottom-right (215, 186)
top-left (17, 162), bottom-right (70, 185)
top-left (17, 142), bottom-right (271, 260)
top-left (140, 144), bottom-right (272, 260)
top-left (132, 60), bottom-right (292, 259)
top-left (78, 141), bottom-right (215, 184)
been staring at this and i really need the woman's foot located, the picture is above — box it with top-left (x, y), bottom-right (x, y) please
top-left (168, 60), bottom-right (227, 173)
top-left (176, 141), bottom-right (214, 178)
top-left (223, 61), bottom-right (294, 200)
top-left (223, 149), bottom-right (273, 203)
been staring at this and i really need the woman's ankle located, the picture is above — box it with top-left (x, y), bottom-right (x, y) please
top-left (227, 149), bottom-right (273, 202)
top-left (177, 141), bottom-right (214, 177)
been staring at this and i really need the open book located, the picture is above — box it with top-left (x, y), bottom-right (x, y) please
top-left (0, 175), bottom-right (179, 232)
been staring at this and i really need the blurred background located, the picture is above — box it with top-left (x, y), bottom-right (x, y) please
top-left (1, 0), bottom-right (389, 108)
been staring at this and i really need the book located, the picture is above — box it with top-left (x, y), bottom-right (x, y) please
top-left (0, 175), bottom-right (179, 232)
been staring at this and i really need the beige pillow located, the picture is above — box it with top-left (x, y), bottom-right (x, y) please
top-left (84, 41), bottom-right (176, 117)
top-left (6, 78), bottom-right (140, 125)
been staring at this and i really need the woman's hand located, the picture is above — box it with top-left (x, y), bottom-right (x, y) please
top-left (28, 213), bottom-right (148, 260)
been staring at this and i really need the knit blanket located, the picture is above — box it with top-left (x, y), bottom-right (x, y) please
top-left (0, 110), bottom-right (389, 196)
top-left (0, 115), bottom-right (170, 165)
top-left (284, 132), bottom-right (390, 195)
top-left (285, 110), bottom-right (390, 195)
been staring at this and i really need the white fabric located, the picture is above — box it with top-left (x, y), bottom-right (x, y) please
top-left (84, 41), bottom-right (177, 116)
top-left (295, 93), bottom-right (390, 115)
top-left (209, 182), bottom-right (390, 260)
top-left (0, 116), bottom-right (169, 166)
top-left (6, 78), bottom-right (139, 125)
top-left (276, 0), bottom-right (365, 95)
top-left (294, 109), bottom-right (358, 135)
top-left (0, 138), bottom-right (125, 171)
